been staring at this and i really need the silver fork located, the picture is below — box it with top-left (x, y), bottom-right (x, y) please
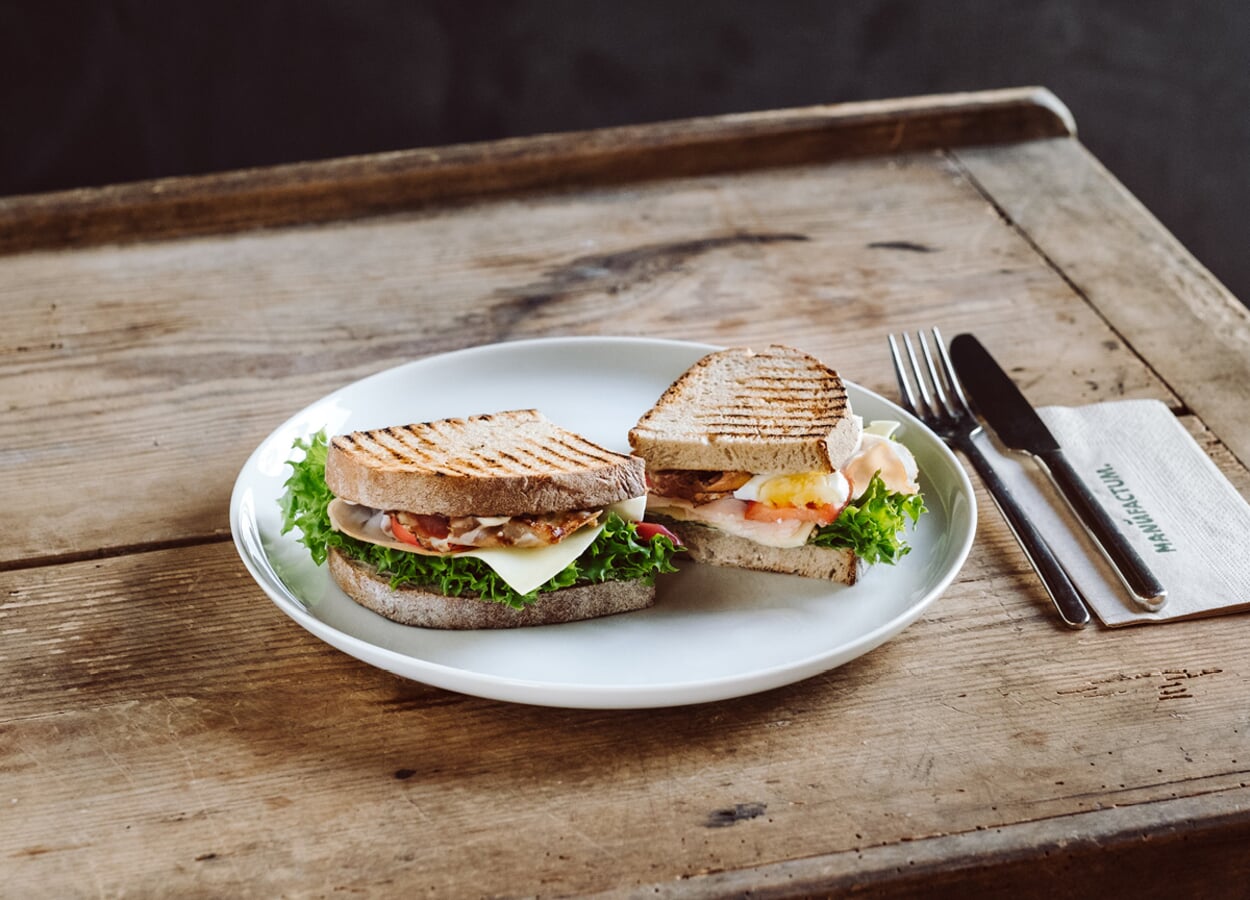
top-left (890, 328), bottom-right (1091, 629)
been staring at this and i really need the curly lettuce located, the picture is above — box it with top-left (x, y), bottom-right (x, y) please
top-left (810, 472), bottom-right (926, 565)
top-left (278, 431), bottom-right (680, 610)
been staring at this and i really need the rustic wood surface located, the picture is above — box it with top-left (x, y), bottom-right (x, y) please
top-left (3, 89), bottom-right (1248, 898)
top-left (0, 86), bottom-right (1072, 255)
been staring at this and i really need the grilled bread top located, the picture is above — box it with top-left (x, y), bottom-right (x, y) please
top-left (325, 409), bottom-right (647, 516)
top-left (628, 345), bottom-right (862, 473)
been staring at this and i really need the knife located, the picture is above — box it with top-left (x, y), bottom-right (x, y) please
top-left (949, 333), bottom-right (1168, 612)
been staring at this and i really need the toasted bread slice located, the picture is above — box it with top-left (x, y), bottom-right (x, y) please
top-left (628, 345), bottom-right (861, 473)
top-left (326, 409), bottom-right (646, 517)
top-left (650, 516), bottom-right (858, 585)
top-left (327, 548), bottom-right (656, 629)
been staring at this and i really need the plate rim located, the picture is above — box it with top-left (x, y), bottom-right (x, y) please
top-left (229, 335), bottom-right (977, 708)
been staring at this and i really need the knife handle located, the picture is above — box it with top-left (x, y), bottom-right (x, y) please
top-left (956, 432), bottom-right (1091, 629)
top-left (1037, 450), bottom-right (1168, 611)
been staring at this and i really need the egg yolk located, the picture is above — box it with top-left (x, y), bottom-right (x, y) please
top-left (749, 472), bottom-right (848, 508)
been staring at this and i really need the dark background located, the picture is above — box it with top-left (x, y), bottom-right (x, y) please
top-left (3, 1), bottom-right (1246, 302)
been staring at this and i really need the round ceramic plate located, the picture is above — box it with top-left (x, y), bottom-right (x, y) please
top-left (230, 337), bottom-right (976, 708)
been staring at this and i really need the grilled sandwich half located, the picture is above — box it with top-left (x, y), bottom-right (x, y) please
top-left (629, 345), bottom-right (924, 585)
top-left (282, 409), bottom-right (681, 629)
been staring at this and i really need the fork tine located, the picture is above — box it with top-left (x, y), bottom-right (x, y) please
top-left (930, 326), bottom-right (975, 418)
top-left (888, 327), bottom-right (1091, 628)
top-left (917, 330), bottom-right (956, 419)
top-left (888, 334), bottom-right (920, 416)
top-left (902, 333), bottom-right (934, 418)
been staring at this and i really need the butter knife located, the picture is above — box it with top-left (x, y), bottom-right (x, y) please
top-left (950, 334), bottom-right (1167, 612)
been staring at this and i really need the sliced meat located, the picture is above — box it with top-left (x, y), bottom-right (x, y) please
top-left (392, 508), bottom-right (602, 551)
top-left (647, 469), bottom-right (754, 503)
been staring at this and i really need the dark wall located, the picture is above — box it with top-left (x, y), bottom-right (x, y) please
top-left (3, 1), bottom-right (1246, 302)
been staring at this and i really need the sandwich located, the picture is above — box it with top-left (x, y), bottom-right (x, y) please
top-left (279, 409), bottom-right (681, 629)
top-left (628, 344), bottom-right (925, 585)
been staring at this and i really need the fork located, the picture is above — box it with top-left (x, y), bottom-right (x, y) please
top-left (889, 328), bottom-right (1091, 629)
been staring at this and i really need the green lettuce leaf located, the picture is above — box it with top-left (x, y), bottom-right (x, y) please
top-left (278, 431), bottom-right (680, 610)
top-left (809, 472), bottom-right (926, 565)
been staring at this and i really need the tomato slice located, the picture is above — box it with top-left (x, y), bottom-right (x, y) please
top-left (387, 514), bottom-right (421, 547)
top-left (635, 521), bottom-right (683, 545)
top-left (743, 500), bottom-right (842, 525)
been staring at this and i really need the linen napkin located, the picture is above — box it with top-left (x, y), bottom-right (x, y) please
top-left (972, 399), bottom-right (1250, 626)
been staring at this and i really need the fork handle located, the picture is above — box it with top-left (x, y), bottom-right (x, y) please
top-left (956, 432), bottom-right (1092, 629)
top-left (1036, 449), bottom-right (1168, 612)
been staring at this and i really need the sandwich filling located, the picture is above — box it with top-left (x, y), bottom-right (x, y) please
top-left (392, 508), bottom-right (600, 551)
top-left (339, 505), bottom-right (608, 553)
top-left (280, 430), bottom-right (680, 607)
top-left (644, 421), bottom-right (924, 559)
top-left (326, 495), bottom-right (651, 596)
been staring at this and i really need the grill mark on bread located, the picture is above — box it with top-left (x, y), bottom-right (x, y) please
top-left (507, 435), bottom-right (605, 472)
top-left (692, 398), bottom-right (847, 436)
top-left (378, 426), bottom-right (426, 462)
top-left (435, 453), bottom-right (491, 477)
top-left (512, 440), bottom-right (614, 475)
top-left (335, 412), bottom-right (629, 478)
top-left (732, 382), bottom-right (847, 395)
top-left (700, 410), bottom-right (843, 420)
top-left (697, 407), bottom-right (844, 418)
top-left (728, 387), bottom-right (844, 397)
top-left (493, 450), bottom-right (527, 472)
top-left (486, 441), bottom-right (553, 474)
top-left (693, 416), bottom-right (836, 434)
top-left (354, 431), bottom-right (409, 464)
top-left (326, 409), bottom-right (645, 515)
top-left (627, 344), bottom-right (861, 473)
top-left (554, 434), bottom-right (623, 465)
top-left (537, 437), bottom-right (591, 470)
top-left (368, 428), bottom-right (452, 470)
top-left (692, 428), bottom-right (833, 439)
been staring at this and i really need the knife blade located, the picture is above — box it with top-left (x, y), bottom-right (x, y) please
top-left (949, 333), bottom-right (1167, 612)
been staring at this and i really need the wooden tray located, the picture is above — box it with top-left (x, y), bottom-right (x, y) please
top-left (4, 87), bottom-right (1250, 898)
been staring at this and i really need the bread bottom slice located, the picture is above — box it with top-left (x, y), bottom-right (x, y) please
top-left (652, 516), bottom-right (859, 586)
top-left (327, 547), bottom-right (656, 629)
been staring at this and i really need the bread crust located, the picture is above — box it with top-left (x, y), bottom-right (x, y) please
top-left (628, 345), bottom-right (861, 473)
top-left (325, 409), bottom-right (646, 516)
top-left (651, 516), bottom-right (859, 586)
top-left (327, 548), bottom-right (656, 629)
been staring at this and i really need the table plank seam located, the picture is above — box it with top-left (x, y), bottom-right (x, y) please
top-left (945, 147), bottom-right (1172, 387)
top-left (0, 533), bottom-right (232, 575)
top-left (612, 785), bottom-right (1250, 898)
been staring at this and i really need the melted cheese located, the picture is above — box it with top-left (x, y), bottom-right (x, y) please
top-left (328, 496), bottom-right (647, 596)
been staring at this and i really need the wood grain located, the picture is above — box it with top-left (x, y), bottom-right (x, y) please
top-left (634, 790), bottom-right (1250, 899)
top-left (5, 92), bottom-right (1250, 898)
top-left (955, 138), bottom-right (1250, 470)
top-left (3, 511), bottom-right (1248, 897)
top-left (0, 150), bottom-right (1171, 567)
top-left (0, 87), bottom-right (1072, 255)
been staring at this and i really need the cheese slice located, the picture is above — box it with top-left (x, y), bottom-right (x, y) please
top-left (328, 496), bottom-right (647, 596)
top-left (468, 517), bottom-right (607, 595)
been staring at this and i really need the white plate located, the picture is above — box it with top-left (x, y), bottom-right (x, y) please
top-left (230, 337), bottom-right (976, 708)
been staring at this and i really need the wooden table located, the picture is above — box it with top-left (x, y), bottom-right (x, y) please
top-left (5, 87), bottom-right (1250, 898)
